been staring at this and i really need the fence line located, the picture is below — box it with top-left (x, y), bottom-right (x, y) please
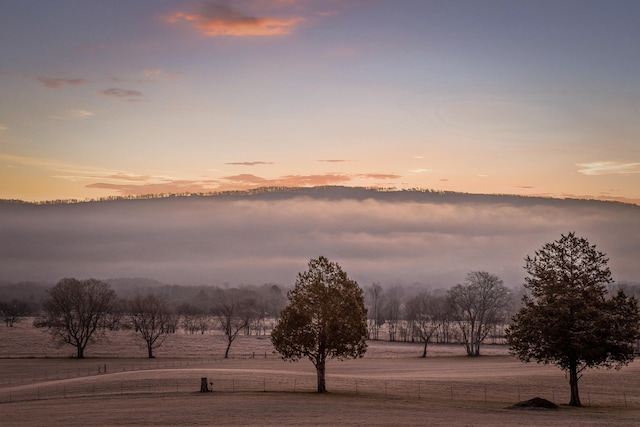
top-left (1, 371), bottom-right (637, 408)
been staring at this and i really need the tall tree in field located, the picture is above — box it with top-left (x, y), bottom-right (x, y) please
top-left (35, 278), bottom-right (116, 358)
top-left (271, 256), bottom-right (368, 393)
top-left (448, 271), bottom-right (510, 356)
top-left (129, 294), bottom-right (174, 358)
top-left (506, 232), bottom-right (640, 407)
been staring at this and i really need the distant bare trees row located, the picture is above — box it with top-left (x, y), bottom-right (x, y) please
top-left (32, 279), bottom-right (287, 359)
top-left (365, 271), bottom-right (514, 357)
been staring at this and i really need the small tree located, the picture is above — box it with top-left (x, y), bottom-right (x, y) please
top-left (129, 294), bottom-right (173, 358)
top-left (271, 256), bottom-right (368, 393)
top-left (448, 271), bottom-right (510, 356)
top-left (405, 292), bottom-right (440, 357)
top-left (212, 288), bottom-right (259, 358)
top-left (35, 278), bottom-right (116, 358)
top-left (0, 299), bottom-right (31, 327)
top-left (506, 232), bottom-right (640, 407)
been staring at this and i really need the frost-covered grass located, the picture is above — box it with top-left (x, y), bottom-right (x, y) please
top-left (1, 321), bottom-right (639, 426)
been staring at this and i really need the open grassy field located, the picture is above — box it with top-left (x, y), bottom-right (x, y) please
top-left (1, 321), bottom-right (639, 426)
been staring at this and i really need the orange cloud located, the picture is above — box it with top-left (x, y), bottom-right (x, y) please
top-left (167, 3), bottom-right (301, 37)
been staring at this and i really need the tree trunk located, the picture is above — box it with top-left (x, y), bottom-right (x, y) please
top-left (422, 341), bottom-right (428, 358)
top-left (148, 344), bottom-right (154, 358)
top-left (77, 346), bottom-right (85, 359)
top-left (569, 362), bottom-right (581, 407)
top-left (316, 358), bottom-right (326, 393)
top-left (224, 339), bottom-right (232, 359)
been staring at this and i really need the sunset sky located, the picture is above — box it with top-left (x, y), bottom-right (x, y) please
top-left (1, 0), bottom-right (639, 203)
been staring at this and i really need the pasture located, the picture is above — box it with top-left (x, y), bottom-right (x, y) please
top-left (1, 321), bottom-right (639, 426)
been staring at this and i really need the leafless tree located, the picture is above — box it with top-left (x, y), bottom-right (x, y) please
top-left (365, 283), bottom-right (385, 340)
top-left (0, 299), bottom-right (30, 327)
top-left (383, 286), bottom-right (403, 342)
top-left (178, 302), bottom-right (209, 334)
top-left (263, 283), bottom-right (287, 322)
top-left (405, 292), bottom-right (440, 357)
top-left (212, 288), bottom-right (259, 358)
top-left (448, 271), bottom-right (510, 356)
top-left (129, 294), bottom-right (174, 358)
top-left (35, 278), bottom-right (117, 358)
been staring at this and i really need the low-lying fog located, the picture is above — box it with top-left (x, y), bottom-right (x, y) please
top-left (1, 188), bottom-right (639, 288)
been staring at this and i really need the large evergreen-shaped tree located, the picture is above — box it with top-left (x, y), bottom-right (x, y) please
top-left (271, 256), bottom-right (368, 392)
top-left (506, 232), bottom-right (640, 406)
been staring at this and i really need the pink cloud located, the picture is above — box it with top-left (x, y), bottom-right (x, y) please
top-left (167, 2), bottom-right (301, 37)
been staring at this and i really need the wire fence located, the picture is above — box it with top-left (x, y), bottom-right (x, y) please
top-left (1, 367), bottom-right (637, 408)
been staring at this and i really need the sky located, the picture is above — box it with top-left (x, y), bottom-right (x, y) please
top-left (1, 0), bottom-right (640, 203)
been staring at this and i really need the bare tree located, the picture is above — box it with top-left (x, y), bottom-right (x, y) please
top-left (432, 294), bottom-right (453, 343)
top-left (212, 288), bottom-right (258, 358)
top-left (263, 283), bottom-right (287, 322)
top-left (405, 292), bottom-right (440, 357)
top-left (178, 302), bottom-right (209, 334)
top-left (383, 286), bottom-right (403, 342)
top-left (102, 298), bottom-right (127, 331)
top-left (365, 283), bottom-right (385, 340)
top-left (0, 299), bottom-right (31, 327)
top-left (448, 271), bottom-right (510, 356)
top-left (129, 294), bottom-right (174, 358)
top-left (35, 278), bottom-right (117, 358)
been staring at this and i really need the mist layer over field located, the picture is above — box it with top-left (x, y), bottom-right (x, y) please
top-left (1, 188), bottom-right (639, 287)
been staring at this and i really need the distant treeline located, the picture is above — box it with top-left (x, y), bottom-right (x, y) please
top-left (2, 185), bottom-right (633, 207)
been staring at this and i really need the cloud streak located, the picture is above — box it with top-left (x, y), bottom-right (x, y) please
top-left (225, 161), bottom-right (274, 166)
top-left (100, 88), bottom-right (144, 103)
top-left (37, 77), bottom-right (86, 89)
top-left (167, 2), bottom-right (301, 37)
top-left (577, 161), bottom-right (640, 175)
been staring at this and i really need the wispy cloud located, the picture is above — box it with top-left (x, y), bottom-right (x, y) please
top-left (141, 69), bottom-right (181, 81)
top-left (0, 124), bottom-right (7, 131)
top-left (410, 168), bottom-right (431, 173)
top-left (37, 76), bottom-right (86, 89)
top-left (577, 161), bottom-right (640, 175)
top-left (86, 179), bottom-right (219, 196)
top-left (70, 109), bottom-right (94, 118)
top-left (318, 159), bottom-right (347, 163)
top-left (100, 88), bottom-right (144, 102)
top-left (49, 109), bottom-right (95, 120)
top-left (225, 161), bottom-right (274, 166)
top-left (167, 2), bottom-right (301, 37)
top-left (356, 173), bottom-right (401, 180)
